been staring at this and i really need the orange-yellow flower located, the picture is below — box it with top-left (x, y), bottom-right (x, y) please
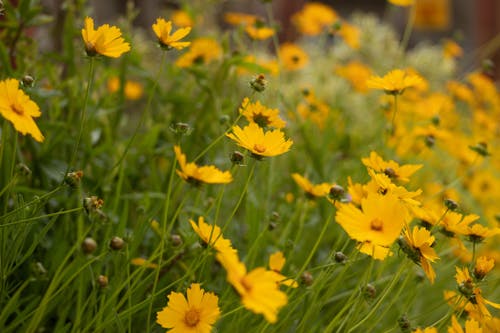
top-left (226, 122), bottom-right (293, 159)
top-left (278, 43), bottom-right (309, 71)
top-left (239, 97), bottom-right (286, 129)
top-left (0, 78), bottom-right (44, 142)
top-left (362, 151), bottom-right (422, 183)
top-left (473, 256), bottom-right (495, 280)
top-left (292, 2), bottom-right (338, 36)
top-left (335, 61), bottom-right (373, 93)
top-left (81, 17), bottom-right (130, 58)
top-left (245, 23), bottom-right (275, 40)
top-left (268, 251), bottom-right (298, 288)
top-left (189, 216), bottom-right (236, 255)
top-left (174, 145), bottom-right (232, 185)
top-left (291, 173), bottom-right (332, 199)
top-left (366, 69), bottom-right (423, 95)
top-left (175, 38), bottom-right (222, 68)
top-left (388, 0), bottom-right (414, 6)
top-left (156, 283), bottom-right (220, 333)
top-left (107, 76), bottom-right (143, 101)
top-left (400, 226), bottom-right (439, 283)
top-left (152, 18), bottom-right (191, 50)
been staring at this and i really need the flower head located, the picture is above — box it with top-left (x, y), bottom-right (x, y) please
top-left (278, 43), bottom-right (309, 71)
top-left (388, 0), bottom-right (414, 6)
top-left (174, 145), bottom-right (232, 185)
top-left (226, 122), bottom-right (293, 159)
top-left (81, 17), bottom-right (130, 58)
top-left (245, 21), bottom-right (275, 40)
top-left (362, 151), bottom-right (422, 183)
top-left (189, 216), bottom-right (236, 255)
top-left (152, 18), bottom-right (191, 50)
top-left (335, 61), bottom-right (373, 93)
top-left (239, 98), bottom-right (286, 129)
top-left (366, 69), bottom-right (423, 95)
top-left (473, 256), bottom-right (495, 280)
top-left (175, 37), bottom-right (222, 68)
top-left (107, 76), bottom-right (143, 101)
top-left (0, 78), bottom-right (44, 142)
top-left (292, 2), bottom-right (338, 36)
top-left (291, 173), bottom-right (332, 199)
top-left (156, 283), bottom-right (220, 333)
top-left (400, 226), bottom-right (439, 283)
top-left (269, 251), bottom-right (298, 288)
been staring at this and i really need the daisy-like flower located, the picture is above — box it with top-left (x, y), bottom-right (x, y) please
top-left (171, 10), bottom-right (193, 28)
top-left (174, 145), bottom-right (233, 185)
top-left (399, 226), bottom-right (439, 283)
top-left (81, 17), bottom-right (130, 58)
top-left (224, 12), bottom-right (258, 26)
top-left (366, 69), bottom-right (423, 95)
top-left (440, 212), bottom-right (479, 238)
top-left (152, 18), bottom-right (191, 50)
top-left (292, 2), bottom-right (338, 36)
top-left (130, 257), bottom-right (158, 269)
top-left (175, 37), bottom-right (222, 68)
top-left (296, 91), bottom-right (331, 130)
top-left (268, 251), bottom-right (298, 288)
top-left (335, 193), bottom-right (408, 260)
top-left (239, 98), bottom-right (286, 129)
top-left (0, 78), bottom-right (44, 142)
top-left (467, 224), bottom-right (500, 244)
top-left (413, 327), bottom-right (437, 333)
top-left (366, 170), bottom-right (422, 208)
top-left (156, 283), bottom-right (220, 333)
top-left (189, 216), bottom-right (236, 255)
top-left (388, 0), bottom-right (414, 6)
top-left (443, 39), bottom-right (463, 59)
top-left (473, 256), bottom-right (495, 280)
top-left (245, 21), bottom-right (275, 40)
top-left (226, 122), bottom-right (293, 159)
top-left (362, 151), bottom-right (422, 183)
top-left (448, 316), bottom-right (482, 333)
top-left (107, 76), bottom-right (143, 101)
top-left (335, 61), bottom-right (373, 93)
top-left (216, 251), bottom-right (287, 323)
top-left (278, 43), bottom-right (309, 71)
top-left (291, 173), bottom-right (332, 199)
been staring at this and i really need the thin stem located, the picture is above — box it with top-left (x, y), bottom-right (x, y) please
top-left (400, 4), bottom-right (416, 53)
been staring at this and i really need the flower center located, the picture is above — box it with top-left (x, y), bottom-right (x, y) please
top-left (184, 308), bottom-right (200, 327)
top-left (291, 55), bottom-right (300, 63)
top-left (253, 114), bottom-right (270, 127)
top-left (253, 144), bottom-right (266, 153)
top-left (11, 104), bottom-right (23, 115)
top-left (370, 218), bottom-right (383, 231)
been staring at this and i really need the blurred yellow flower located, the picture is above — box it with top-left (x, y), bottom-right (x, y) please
top-left (401, 226), bottom-right (439, 283)
top-left (388, 0), bottom-right (414, 6)
top-left (414, 0), bottom-right (450, 31)
top-left (224, 12), bottom-right (258, 26)
top-left (245, 24), bottom-right (275, 40)
top-left (130, 257), bottom-right (158, 269)
top-left (81, 16), bottom-right (130, 58)
top-left (216, 251), bottom-right (287, 323)
top-left (0, 78), bottom-right (44, 142)
top-left (152, 18), bottom-right (191, 50)
top-left (448, 315), bottom-right (482, 333)
top-left (362, 151), bottom-right (422, 183)
top-left (443, 39), bottom-right (463, 59)
top-left (239, 97), bottom-right (286, 129)
top-left (278, 43), bottom-right (309, 71)
top-left (189, 216), bottom-right (236, 254)
top-left (226, 122), bottom-right (293, 159)
top-left (107, 76), bottom-right (143, 101)
top-left (156, 283), bottom-right (220, 333)
top-left (292, 2), bottom-right (338, 36)
top-left (335, 61), bottom-right (373, 93)
top-left (268, 251), bottom-right (298, 288)
top-left (366, 69), bottom-right (423, 95)
top-left (174, 145), bottom-right (233, 185)
top-left (473, 256), bottom-right (495, 280)
top-left (175, 37), bottom-right (222, 68)
top-left (291, 173), bottom-right (332, 199)
top-left (172, 10), bottom-right (193, 28)
top-left (336, 21), bottom-right (360, 49)
top-left (412, 327), bottom-right (437, 333)
top-left (297, 90), bottom-right (331, 129)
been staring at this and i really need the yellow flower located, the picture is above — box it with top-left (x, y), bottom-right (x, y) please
top-left (156, 283), bottom-right (220, 333)
top-left (0, 78), bottom-right (44, 142)
top-left (366, 69), bottom-right (423, 95)
top-left (107, 76), bottom-right (143, 101)
top-left (224, 12), bottom-right (258, 26)
top-left (175, 37), bottom-right (222, 68)
top-left (400, 226), bottom-right (439, 283)
top-left (189, 216), bottom-right (236, 254)
top-left (81, 17), bottom-right (130, 58)
top-left (296, 90), bottom-right (331, 129)
top-left (336, 21), bottom-right (360, 49)
top-left (291, 173), bottom-right (332, 199)
top-left (473, 256), bottom-right (495, 280)
top-left (239, 97), bottom-right (286, 129)
top-left (335, 193), bottom-right (408, 260)
top-left (130, 257), bottom-right (158, 269)
top-left (292, 2), bottom-right (338, 36)
top-left (448, 315), bottom-right (482, 333)
top-left (335, 61), bottom-right (373, 93)
top-left (366, 170), bottom-right (422, 208)
top-left (362, 151), bottom-right (422, 183)
top-left (443, 39), bottom-right (463, 59)
top-left (467, 224), bottom-right (500, 243)
top-left (226, 122), bottom-right (293, 159)
top-left (245, 23), bottom-right (275, 40)
top-left (172, 10), bottom-right (193, 28)
top-left (174, 145), bottom-right (233, 185)
top-left (216, 251), bottom-right (287, 323)
top-left (152, 18), bottom-right (191, 50)
top-left (388, 0), bottom-right (414, 6)
top-left (440, 212), bottom-right (479, 237)
top-left (414, 0), bottom-right (451, 31)
top-left (268, 251), bottom-right (298, 288)
top-left (412, 327), bottom-right (437, 333)
top-left (278, 43), bottom-right (309, 71)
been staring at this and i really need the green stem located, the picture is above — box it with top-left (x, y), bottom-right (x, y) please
top-left (400, 4), bottom-right (416, 54)
top-left (0, 207), bottom-right (83, 227)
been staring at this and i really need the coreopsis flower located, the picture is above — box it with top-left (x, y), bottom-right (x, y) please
top-left (268, 251), bottom-right (298, 288)
top-left (473, 256), bottom-right (495, 280)
top-left (292, 2), bottom-right (338, 36)
top-left (174, 145), bottom-right (233, 185)
top-left (412, 327), bottom-right (437, 333)
top-left (175, 37), bottom-right (222, 68)
top-left (335, 61), bottom-right (373, 93)
top-left (172, 10), bottom-right (193, 28)
top-left (0, 78), bottom-right (44, 142)
top-left (361, 151), bottom-right (422, 183)
top-left (399, 226), bottom-right (439, 283)
top-left (130, 257), bottom-right (158, 269)
top-left (335, 193), bottom-right (408, 260)
top-left (216, 251), bottom-right (288, 323)
top-left (443, 39), bottom-right (463, 59)
top-left (447, 81), bottom-right (475, 105)
top-left (388, 0), bottom-right (414, 6)
top-left (156, 283), bottom-right (220, 333)
top-left (366, 170), bottom-right (422, 208)
top-left (278, 43), bottom-right (308, 71)
top-left (467, 224), bottom-right (500, 244)
top-left (414, 0), bottom-right (450, 30)
top-left (107, 76), bottom-right (143, 101)
top-left (189, 216), bottom-right (236, 254)
top-left (448, 316), bottom-right (482, 333)
top-left (245, 21), bottom-right (275, 40)
top-left (224, 12), bottom-right (258, 26)
top-left (366, 69), bottom-right (423, 95)
top-left (152, 18), bottom-right (191, 50)
top-left (226, 122), bottom-right (293, 159)
top-left (335, 21), bottom-right (360, 49)
top-left (291, 173), bottom-right (332, 199)
top-left (239, 98), bottom-right (286, 129)
top-left (81, 17), bottom-right (130, 58)
top-left (296, 90), bottom-right (331, 130)
top-left (440, 212), bottom-right (479, 237)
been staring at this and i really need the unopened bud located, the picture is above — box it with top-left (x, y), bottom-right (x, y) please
top-left (109, 236), bottom-right (125, 250)
top-left (97, 275), bottom-right (109, 288)
top-left (230, 151), bottom-right (245, 165)
top-left (171, 234), bottom-right (183, 247)
top-left (82, 237), bottom-right (98, 254)
top-left (424, 135), bottom-right (435, 148)
top-left (328, 185), bottom-right (345, 201)
top-left (300, 271), bottom-right (313, 286)
top-left (169, 122), bottom-right (192, 135)
top-left (444, 198), bottom-right (459, 211)
top-left (398, 314), bottom-right (411, 332)
top-left (250, 74), bottom-right (267, 92)
top-left (469, 142), bottom-right (490, 157)
top-left (334, 251), bottom-right (348, 264)
top-left (16, 163), bottom-right (31, 176)
top-left (65, 170), bottom-right (83, 187)
top-left (21, 75), bottom-right (35, 87)
top-left (362, 283), bottom-right (376, 299)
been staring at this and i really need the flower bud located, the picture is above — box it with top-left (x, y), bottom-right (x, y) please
top-left (362, 283), bottom-right (376, 300)
top-left (398, 314), bottom-right (411, 332)
top-left (334, 251), bottom-right (348, 264)
top-left (82, 237), bottom-right (98, 254)
top-left (300, 271), bottom-right (313, 286)
top-left (230, 151), bottom-right (245, 165)
top-left (468, 142), bottom-right (490, 157)
top-left (109, 236), bottom-right (125, 250)
top-left (83, 196), bottom-right (103, 214)
top-left (169, 122), bottom-right (192, 136)
top-left (65, 170), bottom-right (84, 187)
top-left (171, 234), bottom-right (183, 247)
top-left (444, 198), bottom-right (459, 211)
top-left (424, 135), bottom-right (435, 148)
top-left (328, 185), bottom-right (345, 202)
top-left (21, 75), bottom-right (35, 87)
top-left (97, 275), bottom-right (109, 288)
top-left (250, 74), bottom-right (267, 92)
top-left (16, 163), bottom-right (31, 177)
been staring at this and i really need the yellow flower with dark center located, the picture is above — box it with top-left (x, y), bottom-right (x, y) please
top-left (152, 18), bottom-right (191, 50)
top-left (366, 170), bottom-right (422, 208)
top-left (467, 224), bottom-right (500, 243)
top-left (245, 22), bottom-right (275, 40)
top-left (189, 216), bottom-right (236, 255)
top-left (268, 251), bottom-right (298, 288)
top-left (362, 151), bottom-right (422, 183)
top-left (291, 173), bottom-right (332, 199)
top-left (239, 97), bottom-right (286, 129)
top-left (366, 69), bottom-right (423, 95)
top-left (156, 283), bottom-right (220, 333)
top-left (278, 43), bottom-right (309, 71)
top-left (388, 0), bottom-right (414, 6)
top-left (335, 193), bottom-right (408, 260)
top-left (107, 76), bottom-right (143, 101)
top-left (400, 226), bottom-right (439, 283)
top-left (0, 78), bottom-right (44, 142)
top-left (292, 2), bottom-right (338, 36)
top-left (473, 256), bottom-right (495, 280)
top-left (175, 37), bottom-right (222, 68)
top-left (174, 145), bottom-right (233, 185)
top-left (81, 17), bottom-right (130, 58)
top-left (335, 61), bottom-right (373, 93)
top-left (226, 122), bottom-right (293, 159)
top-left (216, 251), bottom-right (287, 323)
